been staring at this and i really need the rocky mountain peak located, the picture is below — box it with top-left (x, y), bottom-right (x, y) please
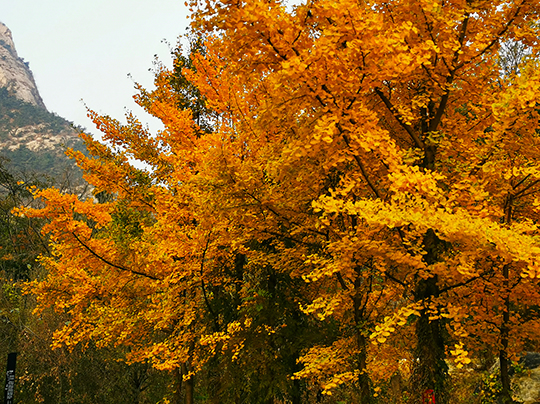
top-left (0, 21), bottom-right (46, 109)
top-left (0, 22), bottom-right (84, 178)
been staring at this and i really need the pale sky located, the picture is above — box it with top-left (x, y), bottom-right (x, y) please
top-left (0, 0), bottom-right (190, 135)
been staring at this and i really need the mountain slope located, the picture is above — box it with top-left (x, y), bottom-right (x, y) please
top-left (0, 21), bottom-right (84, 179)
top-left (0, 22), bottom-right (45, 108)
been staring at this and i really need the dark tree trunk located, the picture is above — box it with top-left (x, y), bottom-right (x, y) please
top-left (172, 367), bottom-right (183, 404)
top-left (499, 264), bottom-right (513, 404)
top-left (499, 196), bottom-right (514, 403)
top-left (411, 230), bottom-right (449, 404)
top-left (411, 293), bottom-right (449, 404)
top-left (353, 270), bottom-right (373, 404)
top-left (290, 378), bottom-right (302, 404)
top-left (182, 362), bottom-right (194, 404)
top-left (409, 91), bottom-right (449, 403)
top-left (356, 331), bottom-right (372, 403)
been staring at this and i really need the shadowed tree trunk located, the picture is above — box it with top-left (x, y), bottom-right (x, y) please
top-left (499, 194), bottom-right (514, 404)
top-left (172, 367), bottom-right (182, 404)
top-left (411, 230), bottom-right (449, 404)
top-left (182, 362), bottom-right (194, 404)
top-left (353, 266), bottom-right (374, 404)
top-left (499, 264), bottom-right (513, 404)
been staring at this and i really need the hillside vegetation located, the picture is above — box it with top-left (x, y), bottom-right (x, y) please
top-left (0, 87), bottom-right (84, 179)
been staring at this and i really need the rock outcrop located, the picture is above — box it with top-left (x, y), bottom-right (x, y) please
top-left (513, 353), bottom-right (540, 404)
top-left (0, 22), bottom-right (46, 108)
top-left (0, 22), bottom-right (84, 179)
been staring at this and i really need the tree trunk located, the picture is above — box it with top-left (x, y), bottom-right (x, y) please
top-left (411, 230), bottom-right (449, 404)
top-left (499, 264), bottom-right (513, 404)
top-left (172, 367), bottom-right (183, 404)
top-left (356, 331), bottom-right (372, 403)
top-left (290, 378), bottom-right (302, 404)
top-left (353, 270), bottom-right (373, 404)
top-left (182, 362), bottom-right (194, 404)
top-left (412, 296), bottom-right (449, 404)
top-left (499, 195), bottom-right (514, 403)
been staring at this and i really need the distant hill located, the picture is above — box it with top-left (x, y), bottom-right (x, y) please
top-left (0, 21), bottom-right (85, 181)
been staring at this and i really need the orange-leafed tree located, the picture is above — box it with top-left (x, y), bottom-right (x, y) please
top-left (188, 0), bottom-right (540, 402)
top-left (19, 46), bottom-right (326, 403)
top-left (18, 0), bottom-right (540, 403)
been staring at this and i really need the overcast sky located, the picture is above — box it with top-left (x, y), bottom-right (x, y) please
top-left (0, 0), bottom-right (190, 135)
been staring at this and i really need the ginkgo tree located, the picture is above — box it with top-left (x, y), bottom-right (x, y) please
top-left (18, 0), bottom-right (540, 403)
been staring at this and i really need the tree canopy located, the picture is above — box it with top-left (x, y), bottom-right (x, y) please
top-left (18, 0), bottom-right (540, 402)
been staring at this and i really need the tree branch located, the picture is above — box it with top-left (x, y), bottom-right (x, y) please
top-left (199, 236), bottom-right (219, 331)
top-left (71, 232), bottom-right (160, 280)
top-left (374, 87), bottom-right (425, 149)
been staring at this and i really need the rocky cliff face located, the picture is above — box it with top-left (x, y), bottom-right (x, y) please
top-left (0, 22), bottom-right (46, 108)
top-left (0, 22), bottom-right (84, 178)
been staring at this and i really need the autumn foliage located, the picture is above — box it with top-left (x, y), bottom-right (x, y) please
top-left (17, 0), bottom-right (540, 402)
